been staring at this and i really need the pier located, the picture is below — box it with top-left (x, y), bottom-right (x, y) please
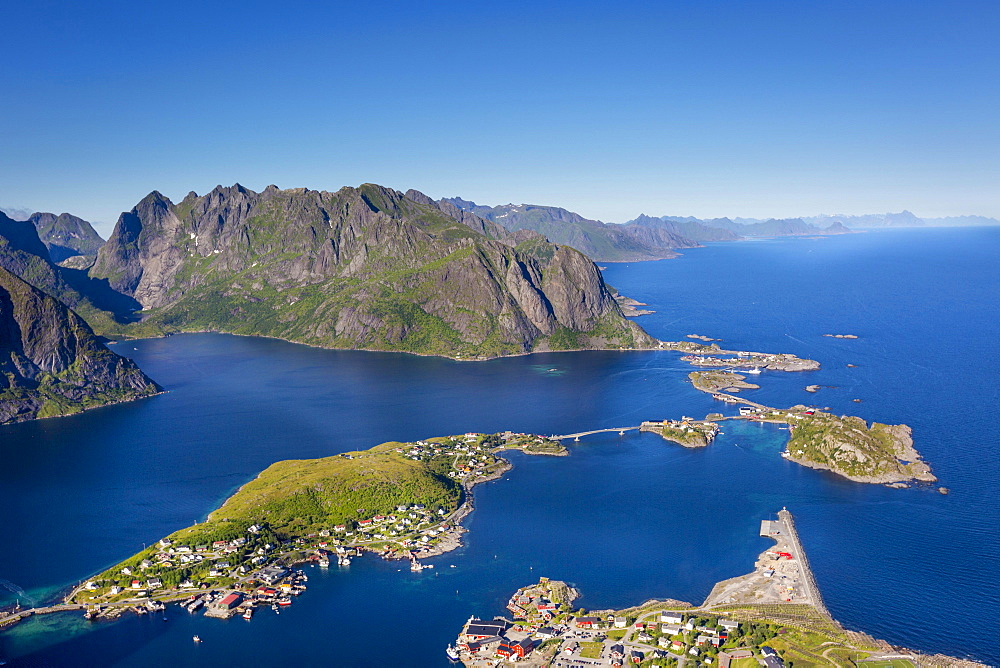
top-left (0, 603), bottom-right (86, 628)
top-left (778, 508), bottom-right (831, 619)
top-left (550, 426), bottom-right (640, 441)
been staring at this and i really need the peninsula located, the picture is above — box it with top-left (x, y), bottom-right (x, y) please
top-left (16, 433), bottom-right (565, 622)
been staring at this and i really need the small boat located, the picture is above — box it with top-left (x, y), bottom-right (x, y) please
top-left (193, 636), bottom-right (202, 643)
top-left (318, 557), bottom-right (330, 567)
top-left (271, 604), bottom-right (279, 613)
top-left (243, 608), bottom-right (253, 620)
top-left (446, 644), bottom-right (460, 661)
top-left (277, 597), bottom-right (292, 606)
top-left (746, 367), bottom-right (762, 374)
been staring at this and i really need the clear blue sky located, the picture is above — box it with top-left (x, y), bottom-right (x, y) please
top-left (2, 0), bottom-right (998, 234)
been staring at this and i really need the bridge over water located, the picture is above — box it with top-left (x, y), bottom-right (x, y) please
top-left (550, 426), bottom-right (641, 441)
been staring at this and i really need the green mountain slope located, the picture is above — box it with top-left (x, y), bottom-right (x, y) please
top-left (91, 184), bottom-right (655, 358)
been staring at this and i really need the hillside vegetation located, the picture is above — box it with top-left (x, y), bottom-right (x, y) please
top-left (783, 410), bottom-right (936, 483)
top-left (89, 184), bottom-right (655, 358)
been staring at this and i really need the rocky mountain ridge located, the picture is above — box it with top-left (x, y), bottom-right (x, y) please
top-left (89, 184), bottom-right (655, 358)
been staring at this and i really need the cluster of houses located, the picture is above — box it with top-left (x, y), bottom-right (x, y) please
top-left (458, 617), bottom-right (536, 660)
top-left (642, 417), bottom-right (720, 444)
top-left (394, 434), bottom-right (498, 479)
top-left (98, 535), bottom-right (259, 596)
top-left (455, 579), bottom-right (574, 662)
top-left (454, 580), bottom-right (781, 668)
top-left (651, 610), bottom-right (741, 655)
top-left (329, 504), bottom-right (449, 544)
top-left (504, 580), bottom-right (567, 625)
top-left (570, 610), bottom-right (743, 659)
top-left (397, 432), bottom-right (558, 481)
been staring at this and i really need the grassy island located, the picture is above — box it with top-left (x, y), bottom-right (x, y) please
top-left (776, 409), bottom-right (936, 483)
top-left (665, 339), bottom-right (937, 486)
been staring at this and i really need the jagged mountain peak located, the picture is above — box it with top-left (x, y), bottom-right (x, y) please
top-left (87, 183), bottom-right (653, 358)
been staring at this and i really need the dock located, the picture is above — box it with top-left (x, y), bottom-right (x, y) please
top-left (0, 603), bottom-right (86, 628)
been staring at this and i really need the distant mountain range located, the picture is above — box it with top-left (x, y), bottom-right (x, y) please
top-left (445, 198), bottom-right (997, 263)
top-left (444, 199), bottom-right (857, 262)
top-left (628, 214), bottom-right (853, 238)
top-left (442, 198), bottom-right (715, 262)
top-left (799, 211), bottom-right (1000, 228)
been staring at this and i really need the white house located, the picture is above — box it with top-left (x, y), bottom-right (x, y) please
top-left (660, 610), bottom-right (684, 625)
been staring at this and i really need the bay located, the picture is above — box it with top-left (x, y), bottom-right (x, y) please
top-left (1, 227), bottom-right (998, 665)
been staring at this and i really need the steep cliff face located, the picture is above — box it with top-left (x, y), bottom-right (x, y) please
top-left (91, 184), bottom-right (655, 357)
top-left (0, 267), bottom-right (160, 424)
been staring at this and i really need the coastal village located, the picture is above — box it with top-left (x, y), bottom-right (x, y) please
top-left (451, 511), bottom-right (972, 668)
top-left (0, 432), bottom-right (568, 628)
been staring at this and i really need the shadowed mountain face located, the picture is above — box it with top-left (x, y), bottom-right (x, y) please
top-left (26, 212), bottom-right (105, 262)
top-left (0, 266), bottom-right (160, 424)
top-left (90, 184), bottom-right (655, 358)
top-left (0, 212), bottom-right (141, 327)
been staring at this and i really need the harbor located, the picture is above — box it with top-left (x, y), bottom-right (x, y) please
top-left (452, 510), bottom-right (979, 667)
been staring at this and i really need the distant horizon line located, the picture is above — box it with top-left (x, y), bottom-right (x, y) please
top-left (2, 181), bottom-right (998, 233)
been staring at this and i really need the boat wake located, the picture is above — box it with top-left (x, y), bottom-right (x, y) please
top-left (0, 578), bottom-right (36, 606)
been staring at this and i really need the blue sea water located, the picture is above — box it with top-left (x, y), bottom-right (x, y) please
top-left (1, 227), bottom-right (998, 665)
